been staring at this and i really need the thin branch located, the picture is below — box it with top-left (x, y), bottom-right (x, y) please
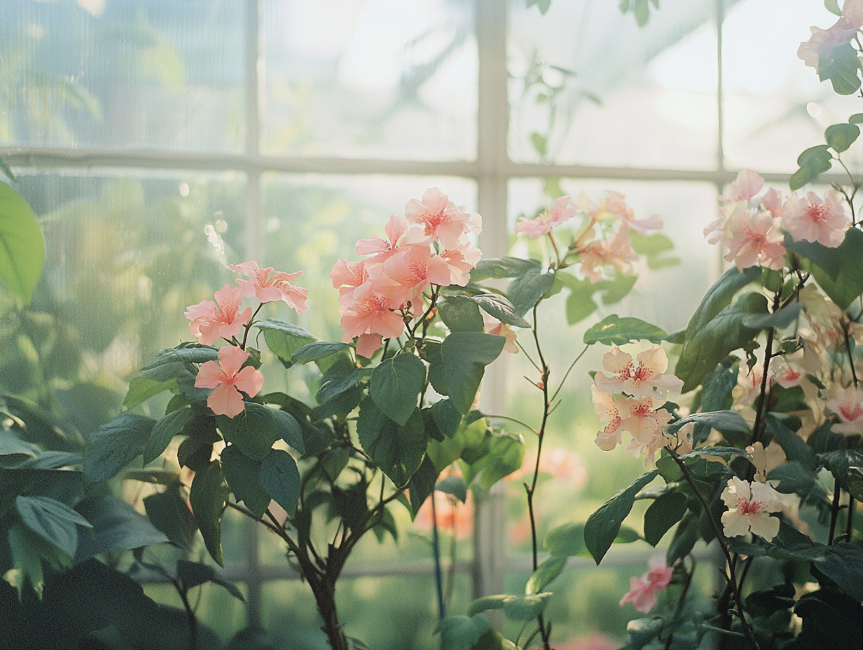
top-left (483, 413), bottom-right (538, 435)
top-left (549, 344), bottom-right (589, 402)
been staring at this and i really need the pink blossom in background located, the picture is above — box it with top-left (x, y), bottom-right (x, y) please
top-left (404, 187), bottom-right (481, 249)
top-left (482, 313), bottom-right (518, 353)
top-left (509, 448), bottom-right (588, 489)
top-left (578, 227), bottom-right (639, 283)
top-left (620, 557), bottom-right (674, 613)
top-left (414, 490), bottom-right (473, 540)
top-left (195, 346), bottom-right (265, 418)
top-left (593, 345), bottom-right (683, 399)
top-left (825, 385), bottom-right (863, 435)
top-left (514, 196), bottom-right (576, 239)
top-left (782, 190), bottom-right (849, 248)
top-left (230, 260), bottom-right (309, 312)
top-left (721, 476), bottom-right (782, 541)
top-left (602, 190), bottom-right (663, 234)
top-left (723, 204), bottom-right (785, 271)
top-left (185, 284), bottom-right (253, 346)
top-left (529, 633), bottom-right (617, 650)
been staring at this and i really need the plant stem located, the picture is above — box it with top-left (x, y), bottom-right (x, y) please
top-left (240, 303), bottom-right (264, 349)
top-left (844, 325), bottom-right (858, 389)
top-left (668, 450), bottom-right (760, 650)
top-left (431, 492), bottom-right (446, 620)
top-left (847, 494), bottom-right (855, 542)
top-left (828, 485), bottom-right (842, 546)
top-left (176, 582), bottom-right (198, 650)
top-left (483, 413), bottom-right (538, 435)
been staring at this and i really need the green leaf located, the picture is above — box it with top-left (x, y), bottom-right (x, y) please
top-left (435, 614), bottom-right (493, 650)
top-left (16, 495), bottom-right (91, 558)
top-left (0, 182), bottom-right (45, 303)
top-left (407, 455), bottom-right (438, 514)
top-left (795, 589), bottom-right (863, 650)
top-left (439, 296), bottom-right (484, 332)
top-left (825, 0), bottom-right (841, 16)
top-left (470, 433), bottom-right (525, 490)
top-left (370, 353), bottom-right (426, 426)
top-left (189, 461), bottom-right (230, 566)
top-left (258, 449), bottom-right (300, 517)
top-left (626, 617), bottom-right (664, 650)
top-left (143, 487), bottom-right (197, 549)
top-left (850, 112), bottom-right (863, 124)
top-left (220, 445), bottom-right (270, 518)
top-left (666, 510), bottom-right (699, 565)
top-left (83, 413), bottom-right (156, 483)
top-left (825, 122), bottom-right (860, 152)
top-left (526, 557), bottom-right (566, 595)
top-left (73, 495), bottom-right (168, 563)
top-left (584, 470), bottom-right (658, 564)
top-left (140, 345), bottom-right (219, 371)
top-left (290, 341), bottom-right (349, 365)
top-left (431, 399), bottom-right (462, 438)
top-left (766, 415), bottom-right (816, 471)
top-left (643, 492), bottom-right (688, 546)
top-left (583, 314), bottom-right (667, 346)
top-left (784, 234), bottom-right (842, 280)
top-left (808, 227), bottom-right (863, 309)
top-left (818, 42), bottom-right (862, 95)
top-left (634, 0), bottom-right (650, 26)
top-left (817, 543), bottom-right (863, 601)
top-left (741, 302), bottom-right (804, 330)
top-left (7, 522), bottom-right (72, 596)
top-left (693, 361), bottom-right (738, 443)
top-left (508, 265), bottom-right (555, 316)
top-left (667, 410), bottom-right (750, 435)
top-left (216, 403), bottom-right (280, 461)
top-left (270, 408), bottom-right (305, 454)
top-left (177, 559), bottom-right (245, 601)
top-left (819, 449), bottom-right (863, 493)
top-left (471, 257), bottom-right (539, 282)
top-left (255, 320), bottom-right (316, 367)
top-left (123, 376), bottom-right (176, 411)
top-left (503, 593), bottom-right (552, 620)
top-left (357, 398), bottom-right (428, 487)
top-left (436, 476), bottom-right (467, 503)
top-left (680, 266), bottom-right (760, 339)
top-left (441, 333), bottom-right (505, 414)
top-left (530, 132), bottom-right (547, 155)
top-left (472, 294), bottom-right (530, 328)
top-left (143, 407), bottom-right (192, 465)
top-left (745, 583), bottom-right (796, 617)
top-left (526, 0), bottom-right (551, 15)
top-left (544, 521), bottom-right (586, 558)
top-left (791, 144), bottom-right (834, 190)
top-left (676, 292), bottom-right (768, 392)
top-left (317, 368), bottom-right (369, 404)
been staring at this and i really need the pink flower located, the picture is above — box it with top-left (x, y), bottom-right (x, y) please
top-left (338, 279), bottom-right (407, 342)
top-left (620, 557), bottom-right (673, 613)
top-left (798, 21), bottom-right (858, 70)
top-left (782, 190), bottom-right (849, 248)
top-left (594, 346), bottom-right (683, 399)
top-left (381, 245), bottom-right (451, 301)
top-left (440, 241), bottom-right (482, 287)
top-left (602, 191), bottom-right (663, 234)
top-left (195, 346), bottom-right (265, 418)
top-left (514, 196), bottom-right (576, 239)
top-left (578, 228), bottom-right (639, 283)
top-left (728, 169), bottom-right (765, 203)
top-left (405, 188), bottom-right (481, 249)
top-left (723, 204), bottom-right (786, 271)
top-left (185, 284), bottom-right (253, 346)
top-left (593, 390), bottom-right (624, 451)
top-left (593, 389), bottom-right (675, 465)
top-left (331, 258), bottom-right (369, 298)
top-left (825, 385), bottom-right (863, 435)
top-left (356, 333), bottom-right (383, 359)
top-left (355, 215), bottom-right (411, 263)
top-left (229, 260), bottom-right (309, 312)
top-left (721, 476), bottom-right (782, 541)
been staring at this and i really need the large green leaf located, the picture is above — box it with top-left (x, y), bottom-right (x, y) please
top-left (270, 408), bottom-right (305, 454)
top-left (123, 377), bottom-right (177, 411)
top-left (431, 399), bottom-right (462, 438)
top-left (176, 560), bottom-right (245, 601)
top-left (441, 333), bottom-right (505, 414)
top-left (470, 257), bottom-right (539, 282)
top-left (471, 294), bottom-right (530, 328)
top-left (676, 292), bottom-right (768, 392)
top-left (83, 413), bottom-right (156, 483)
top-left (291, 341), bottom-right (349, 365)
top-left (369, 353), bottom-right (426, 426)
top-left (585, 470), bottom-right (658, 564)
top-left (0, 182), bottom-right (45, 303)
top-left (407, 455), bottom-right (438, 515)
top-left (583, 315), bottom-right (667, 346)
top-left (808, 227), bottom-right (863, 309)
top-left (143, 407), bottom-right (192, 465)
top-left (220, 445), bottom-right (270, 518)
top-left (825, 122), bottom-right (860, 152)
top-left (507, 265), bottom-right (555, 316)
top-left (526, 557), bottom-right (566, 595)
top-left (258, 449), bottom-right (300, 517)
top-left (544, 522), bottom-right (586, 558)
top-left (435, 614), bottom-right (494, 650)
top-left (143, 487), bottom-right (197, 549)
top-left (468, 432), bottom-right (525, 490)
top-left (784, 234), bottom-right (841, 280)
top-left (216, 403), bottom-right (280, 461)
top-left (255, 320), bottom-right (316, 366)
top-left (667, 410), bottom-right (750, 436)
top-left (818, 42), bottom-right (862, 95)
top-left (643, 492), bottom-right (688, 546)
top-left (790, 145), bottom-right (833, 191)
top-left (766, 415), bottom-right (816, 471)
top-left (356, 398), bottom-right (427, 488)
top-left (73, 495), bottom-right (168, 563)
top-left (681, 266), bottom-right (760, 338)
top-left (189, 461), bottom-right (230, 566)
top-left (439, 296), bottom-right (484, 332)
top-left (15, 495), bottom-right (92, 558)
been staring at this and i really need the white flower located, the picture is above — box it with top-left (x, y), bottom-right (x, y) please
top-left (720, 476), bottom-right (783, 542)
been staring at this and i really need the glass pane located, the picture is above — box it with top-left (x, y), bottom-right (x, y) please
top-left (261, 0), bottom-right (477, 160)
top-left (508, 0), bottom-right (718, 169)
top-left (0, 1), bottom-right (244, 151)
top-left (722, 0), bottom-right (863, 173)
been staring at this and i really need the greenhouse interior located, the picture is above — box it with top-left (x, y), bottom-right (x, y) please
top-left (1, 1), bottom-right (862, 649)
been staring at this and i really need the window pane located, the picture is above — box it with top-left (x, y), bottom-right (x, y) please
top-left (508, 0), bottom-right (718, 169)
top-left (722, 0), bottom-right (861, 173)
top-left (1, 1), bottom-right (244, 151)
top-left (261, 0), bottom-right (477, 160)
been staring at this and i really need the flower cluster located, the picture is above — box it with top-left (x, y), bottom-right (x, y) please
top-left (514, 190), bottom-right (662, 284)
top-left (798, 0), bottom-right (863, 71)
top-left (184, 260), bottom-right (308, 417)
top-left (330, 188), bottom-right (484, 358)
top-left (704, 169), bottom-right (850, 271)
top-left (591, 346), bottom-right (683, 465)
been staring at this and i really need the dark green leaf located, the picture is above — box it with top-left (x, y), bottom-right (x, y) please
top-left (508, 266), bottom-right (555, 316)
top-left (123, 376), bottom-right (177, 410)
top-left (317, 368), bottom-right (369, 404)
top-left (258, 449), bottom-right (300, 517)
top-left (666, 510), bottom-right (699, 565)
top-left (176, 559), bottom-right (245, 601)
top-left (585, 470), bottom-right (658, 564)
top-left (270, 408), bottom-right (305, 454)
top-left (817, 543), bottom-right (863, 601)
top-left (407, 455), bottom-right (438, 514)
top-left (693, 361), bottom-right (738, 443)
top-left (681, 266), bottom-right (759, 337)
top-left (745, 583), bottom-right (796, 617)
top-left (439, 296), bottom-right (484, 332)
top-left (436, 476), bottom-right (467, 503)
top-left (766, 415), bottom-right (816, 470)
top-left (825, 122), bottom-right (860, 152)
top-left (16, 495), bottom-right (91, 558)
top-left (526, 557), bottom-right (566, 595)
top-left (0, 182), bottom-right (45, 304)
top-left (143, 407), bottom-right (192, 465)
top-left (143, 487), bottom-right (197, 549)
top-left (643, 491), bottom-right (688, 546)
top-left (441, 332), bottom-right (505, 414)
top-left (216, 403), bottom-right (280, 461)
top-left (357, 398), bottom-right (427, 488)
top-left (256, 320), bottom-right (316, 366)
top-left (291, 341), bottom-right (350, 365)
top-left (431, 399), bottom-right (462, 438)
top-left (808, 227), bottom-right (863, 309)
top-left (370, 353), bottom-right (426, 426)
top-left (220, 445), bottom-right (270, 519)
top-left (435, 614), bottom-right (493, 650)
top-left (471, 257), bottom-right (539, 282)
top-left (73, 495), bottom-right (168, 563)
top-left (583, 314), bottom-right (667, 346)
top-left (819, 449), bottom-right (863, 493)
top-left (818, 42), bottom-right (862, 95)
top-left (784, 234), bottom-right (841, 280)
top-left (544, 521), bottom-right (586, 558)
top-left (469, 433), bottom-right (525, 490)
top-left (668, 410), bottom-right (750, 435)
top-left (791, 144), bottom-right (833, 190)
top-left (310, 384), bottom-right (363, 422)
top-left (626, 617), bottom-right (664, 650)
top-left (140, 346), bottom-right (219, 371)
top-left (472, 294), bottom-right (530, 328)
top-left (84, 414), bottom-right (156, 483)
top-left (795, 589), bottom-right (863, 650)
top-left (741, 302), bottom-right (804, 329)
top-left (189, 461), bottom-right (229, 566)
